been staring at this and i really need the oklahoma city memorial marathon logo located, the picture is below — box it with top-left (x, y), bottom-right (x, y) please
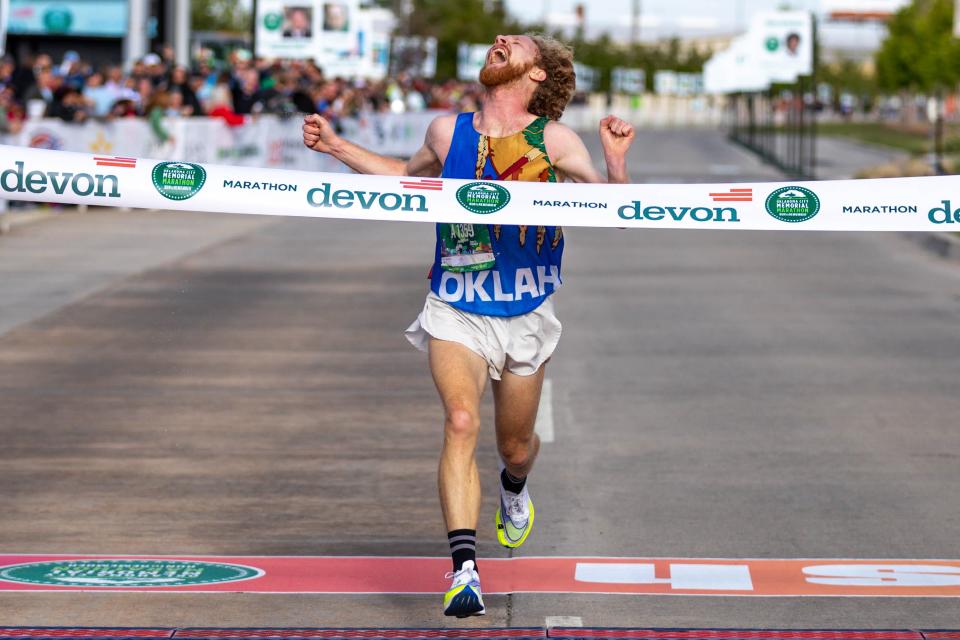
top-left (0, 559), bottom-right (263, 588)
top-left (151, 161), bottom-right (207, 201)
top-left (457, 182), bottom-right (511, 214)
top-left (765, 186), bottom-right (821, 223)
top-left (0, 160), bottom-right (121, 199)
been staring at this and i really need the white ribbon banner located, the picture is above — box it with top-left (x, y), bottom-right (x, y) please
top-left (2, 145), bottom-right (959, 231)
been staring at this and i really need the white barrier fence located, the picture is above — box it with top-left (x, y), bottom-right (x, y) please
top-left (561, 95), bottom-right (727, 130)
top-left (1, 112), bottom-right (443, 174)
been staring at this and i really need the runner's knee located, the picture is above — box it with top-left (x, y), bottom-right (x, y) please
top-left (498, 435), bottom-right (534, 467)
top-left (445, 407), bottom-right (480, 440)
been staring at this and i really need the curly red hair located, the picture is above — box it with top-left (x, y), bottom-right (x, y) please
top-left (527, 34), bottom-right (576, 121)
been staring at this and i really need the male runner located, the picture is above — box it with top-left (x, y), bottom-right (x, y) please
top-left (303, 33), bottom-right (634, 617)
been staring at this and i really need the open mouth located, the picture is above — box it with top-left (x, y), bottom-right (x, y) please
top-left (488, 45), bottom-right (509, 64)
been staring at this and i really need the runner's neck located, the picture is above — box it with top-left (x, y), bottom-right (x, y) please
top-left (476, 85), bottom-right (538, 138)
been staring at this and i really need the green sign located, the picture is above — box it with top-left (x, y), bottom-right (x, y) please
top-left (0, 559), bottom-right (262, 588)
top-left (765, 186), bottom-right (820, 223)
top-left (9, 1), bottom-right (128, 37)
top-left (263, 12), bottom-right (283, 30)
top-left (456, 182), bottom-right (511, 215)
top-left (43, 9), bottom-right (73, 33)
top-left (152, 162), bottom-right (207, 201)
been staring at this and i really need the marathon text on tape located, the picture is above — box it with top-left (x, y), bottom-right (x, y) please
top-left (2, 555), bottom-right (960, 596)
top-left (2, 145), bottom-right (960, 231)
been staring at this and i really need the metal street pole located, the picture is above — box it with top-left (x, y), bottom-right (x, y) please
top-left (631, 0), bottom-right (641, 45)
top-left (123, 0), bottom-right (149, 69)
top-left (174, 0), bottom-right (190, 65)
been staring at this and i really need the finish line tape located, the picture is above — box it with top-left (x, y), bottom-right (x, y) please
top-left (2, 145), bottom-right (959, 231)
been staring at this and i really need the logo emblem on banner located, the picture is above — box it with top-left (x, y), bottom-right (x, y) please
top-left (765, 186), bottom-right (820, 223)
top-left (0, 559), bottom-right (263, 588)
top-left (152, 162), bottom-right (207, 201)
top-left (456, 182), bottom-right (511, 214)
top-left (262, 12), bottom-right (283, 30)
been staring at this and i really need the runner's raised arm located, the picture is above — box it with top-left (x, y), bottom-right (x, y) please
top-left (544, 116), bottom-right (634, 184)
top-left (302, 113), bottom-right (456, 178)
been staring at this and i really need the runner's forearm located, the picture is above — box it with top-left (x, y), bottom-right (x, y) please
top-left (329, 138), bottom-right (407, 176)
top-left (606, 156), bottom-right (629, 184)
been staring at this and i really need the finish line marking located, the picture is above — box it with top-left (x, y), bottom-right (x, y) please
top-left (1, 555), bottom-right (960, 596)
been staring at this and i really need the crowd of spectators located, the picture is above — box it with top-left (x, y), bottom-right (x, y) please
top-left (0, 45), bottom-right (486, 138)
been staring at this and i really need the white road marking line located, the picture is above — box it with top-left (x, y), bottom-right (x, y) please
top-left (546, 616), bottom-right (583, 627)
top-left (535, 378), bottom-right (554, 443)
top-left (710, 163), bottom-right (742, 175)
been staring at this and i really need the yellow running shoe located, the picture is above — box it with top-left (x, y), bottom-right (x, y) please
top-left (443, 560), bottom-right (485, 618)
top-left (496, 481), bottom-right (535, 548)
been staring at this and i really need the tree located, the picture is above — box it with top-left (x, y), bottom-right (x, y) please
top-left (191, 0), bottom-right (252, 33)
top-left (875, 0), bottom-right (960, 93)
top-left (404, 0), bottom-right (520, 79)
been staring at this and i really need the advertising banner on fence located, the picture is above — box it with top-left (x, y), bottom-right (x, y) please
top-left (0, 145), bottom-right (957, 233)
top-left (6, 113), bottom-right (440, 174)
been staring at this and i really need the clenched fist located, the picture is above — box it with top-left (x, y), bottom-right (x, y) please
top-left (303, 113), bottom-right (341, 154)
top-left (599, 115), bottom-right (635, 159)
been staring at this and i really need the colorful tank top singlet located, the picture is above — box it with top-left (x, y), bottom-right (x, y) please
top-left (432, 112), bottom-right (564, 318)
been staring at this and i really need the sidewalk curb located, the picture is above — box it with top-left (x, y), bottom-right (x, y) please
top-left (901, 231), bottom-right (960, 264)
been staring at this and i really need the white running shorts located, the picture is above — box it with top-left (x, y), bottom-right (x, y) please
top-left (405, 292), bottom-right (562, 380)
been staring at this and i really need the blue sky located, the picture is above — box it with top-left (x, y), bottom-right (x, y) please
top-left (507, 0), bottom-right (819, 37)
top-left (502, 0), bottom-right (909, 42)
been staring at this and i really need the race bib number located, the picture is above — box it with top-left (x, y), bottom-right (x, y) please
top-left (439, 223), bottom-right (496, 272)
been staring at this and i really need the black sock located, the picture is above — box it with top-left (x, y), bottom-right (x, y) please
top-left (501, 468), bottom-right (527, 493)
top-left (448, 529), bottom-right (477, 573)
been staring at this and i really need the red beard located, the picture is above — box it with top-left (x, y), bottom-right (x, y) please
top-left (479, 58), bottom-right (534, 87)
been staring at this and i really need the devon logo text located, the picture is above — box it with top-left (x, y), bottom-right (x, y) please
top-left (928, 200), bottom-right (960, 224)
top-left (0, 160), bottom-right (120, 198)
top-left (618, 200), bottom-right (741, 223)
top-left (307, 183), bottom-right (428, 212)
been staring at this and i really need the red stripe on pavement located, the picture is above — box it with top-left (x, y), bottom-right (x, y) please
top-left (181, 632), bottom-right (542, 639)
top-left (0, 632), bottom-right (172, 638)
top-left (548, 632), bottom-right (922, 640)
top-left (3, 556), bottom-right (960, 596)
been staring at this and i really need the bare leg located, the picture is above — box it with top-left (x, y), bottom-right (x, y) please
top-left (492, 365), bottom-right (545, 480)
top-left (429, 338), bottom-right (489, 531)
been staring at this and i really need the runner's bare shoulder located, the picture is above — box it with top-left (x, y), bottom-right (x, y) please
top-left (542, 120), bottom-right (586, 164)
top-left (425, 114), bottom-right (458, 163)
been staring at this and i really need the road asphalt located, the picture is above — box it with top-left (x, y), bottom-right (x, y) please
top-left (1, 130), bottom-right (958, 627)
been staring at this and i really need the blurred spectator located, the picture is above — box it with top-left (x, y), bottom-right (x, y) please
top-left (1, 47), bottom-right (488, 126)
top-left (50, 87), bottom-right (89, 123)
top-left (0, 87), bottom-right (24, 133)
top-left (232, 68), bottom-right (268, 114)
top-left (145, 90), bottom-right (174, 143)
top-left (83, 72), bottom-right (114, 117)
top-left (168, 66), bottom-right (202, 115)
top-left (23, 68), bottom-right (61, 116)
